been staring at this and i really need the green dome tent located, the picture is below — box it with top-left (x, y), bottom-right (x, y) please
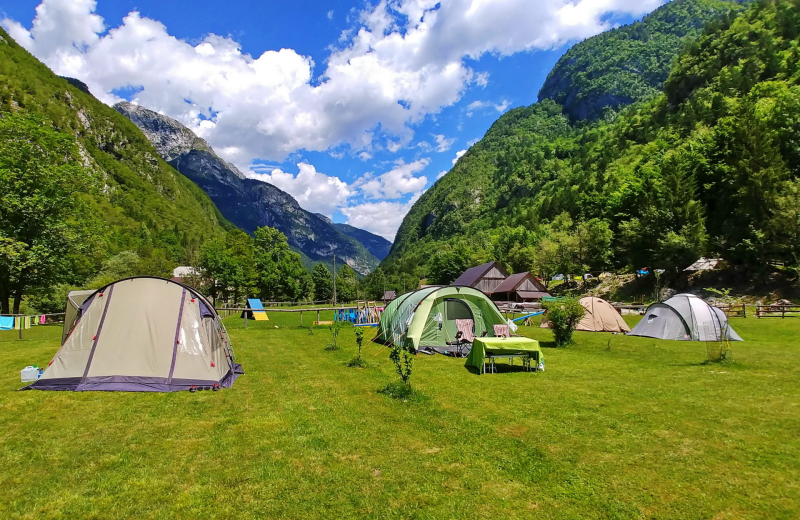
top-left (376, 286), bottom-right (509, 353)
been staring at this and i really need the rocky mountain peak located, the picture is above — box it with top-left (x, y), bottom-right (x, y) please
top-left (117, 101), bottom-right (382, 274)
top-left (113, 102), bottom-right (243, 179)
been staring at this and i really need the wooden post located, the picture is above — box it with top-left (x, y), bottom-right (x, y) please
top-left (244, 312), bottom-right (248, 328)
top-left (300, 310), bottom-right (303, 326)
top-left (19, 317), bottom-right (23, 340)
top-left (317, 309), bottom-right (320, 323)
top-left (742, 304), bottom-right (746, 319)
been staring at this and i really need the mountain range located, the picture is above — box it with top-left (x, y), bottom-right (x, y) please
top-left (113, 102), bottom-right (390, 275)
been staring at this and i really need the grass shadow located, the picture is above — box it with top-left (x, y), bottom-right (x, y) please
top-left (667, 359), bottom-right (743, 368)
top-left (377, 382), bottom-right (428, 403)
top-left (346, 357), bottom-right (367, 368)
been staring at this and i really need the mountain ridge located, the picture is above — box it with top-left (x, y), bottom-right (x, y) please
top-left (0, 27), bottom-right (230, 272)
top-left (383, 0), bottom-right (797, 276)
top-left (538, 0), bottom-right (747, 121)
top-left (114, 102), bottom-right (381, 275)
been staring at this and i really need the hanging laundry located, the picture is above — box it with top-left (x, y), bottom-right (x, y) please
top-left (40, 315), bottom-right (46, 325)
top-left (0, 316), bottom-right (13, 330)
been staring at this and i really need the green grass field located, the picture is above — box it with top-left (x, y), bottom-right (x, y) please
top-left (1, 314), bottom-right (798, 519)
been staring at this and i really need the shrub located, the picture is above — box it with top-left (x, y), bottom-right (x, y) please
top-left (543, 298), bottom-right (586, 346)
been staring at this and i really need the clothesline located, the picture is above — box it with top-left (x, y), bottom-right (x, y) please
top-left (0, 313), bottom-right (66, 331)
top-left (0, 312), bottom-right (65, 316)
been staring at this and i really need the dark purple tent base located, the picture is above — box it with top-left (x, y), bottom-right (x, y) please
top-left (21, 364), bottom-right (244, 392)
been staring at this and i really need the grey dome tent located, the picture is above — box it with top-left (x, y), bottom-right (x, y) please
top-left (627, 293), bottom-right (742, 342)
top-left (26, 277), bottom-right (243, 392)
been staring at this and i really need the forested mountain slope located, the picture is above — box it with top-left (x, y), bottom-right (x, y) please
top-left (539, 0), bottom-right (747, 121)
top-left (0, 27), bottom-right (229, 274)
top-left (384, 0), bottom-right (800, 280)
top-left (115, 102), bottom-right (381, 275)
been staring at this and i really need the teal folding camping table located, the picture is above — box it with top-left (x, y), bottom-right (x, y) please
top-left (465, 337), bottom-right (542, 374)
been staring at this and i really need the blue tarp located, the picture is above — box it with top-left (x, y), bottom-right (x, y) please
top-left (0, 316), bottom-right (14, 330)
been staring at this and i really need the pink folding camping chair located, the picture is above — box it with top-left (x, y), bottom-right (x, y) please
top-left (445, 319), bottom-right (475, 357)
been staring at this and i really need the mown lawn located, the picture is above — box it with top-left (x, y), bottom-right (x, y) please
top-left (1, 314), bottom-right (798, 519)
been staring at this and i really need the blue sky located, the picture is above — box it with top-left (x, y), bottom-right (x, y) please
top-left (1, 0), bottom-right (665, 240)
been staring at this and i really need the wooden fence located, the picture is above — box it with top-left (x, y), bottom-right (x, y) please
top-left (755, 304), bottom-right (800, 318)
top-left (717, 304), bottom-right (747, 318)
top-left (216, 306), bottom-right (359, 327)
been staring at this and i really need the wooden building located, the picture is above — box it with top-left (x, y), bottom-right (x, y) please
top-left (490, 272), bottom-right (550, 302)
top-left (452, 261), bottom-right (509, 295)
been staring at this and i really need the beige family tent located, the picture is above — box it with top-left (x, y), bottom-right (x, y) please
top-left (542, 296), bottom-right (630, 332)
top-left (27, 277), bottom-right (243, 392)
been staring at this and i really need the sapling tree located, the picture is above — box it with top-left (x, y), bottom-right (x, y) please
top-left (355, 328), bottom-right (364, 359)
top-left (325, 322), bottom-right (342, 351)
top-left (348, 327), bottom-right (367, 368)
top-left (389, 342), bottom-right (414, 386)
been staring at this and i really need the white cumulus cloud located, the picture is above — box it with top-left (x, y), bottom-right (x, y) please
top-left (433, 134), bottom-right (455, 152)
top-left (248, 162), bottom-right (352, 217)
top-left (340, 192), bottom-right (424, 241)
top-left (4, 0), bottom-right (666, 167)
top-left (452, 149), bottom-right (467, 165)
top-left (466, 99), bottom-right (510, 116)
top-left (356, 158), bottom-right (429, 199)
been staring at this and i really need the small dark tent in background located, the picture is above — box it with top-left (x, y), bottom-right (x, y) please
top-left (491, 272), bottom-right (550, 302)
top-left (684, 257), bottom-right (724, 271)
top-left (28, 277), bottom-right (243, 392)
top-left (452, 261), bottom-right (509, 296)
top-left (627, 293), bottom-right (742, 342)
